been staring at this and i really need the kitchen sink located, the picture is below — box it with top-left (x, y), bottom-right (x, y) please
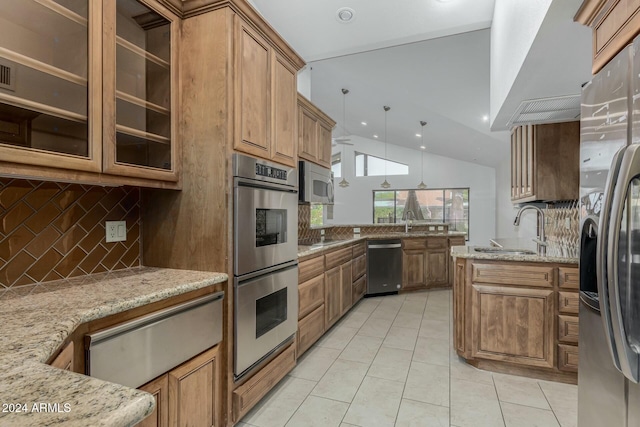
top-left (473, 247), bottom-right (536, 255)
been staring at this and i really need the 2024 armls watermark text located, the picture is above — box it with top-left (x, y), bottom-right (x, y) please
top-left (2, 403), bottom-right (71, 413)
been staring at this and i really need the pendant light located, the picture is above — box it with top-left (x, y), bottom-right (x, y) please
top-left (417, 121), bottom-right (428, 189)
top-left (380, 106), bottom-right (391, 189)
top-left (337, 88), bottom-right (350, 188)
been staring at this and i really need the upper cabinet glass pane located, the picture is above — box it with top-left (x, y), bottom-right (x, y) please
top-left (0, 0), bottom-right (89, 157)
top-left (115, 0), bottom-right (172, 171)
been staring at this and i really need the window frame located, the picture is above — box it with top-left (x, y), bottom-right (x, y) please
top-left (354, 151), bottom-right (408, 177)
top-left (371, 187), bottom-right (470, 240)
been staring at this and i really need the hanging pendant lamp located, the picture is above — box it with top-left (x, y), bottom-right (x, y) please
top-left (337, 88), bottom-right (350, 188)
top-left (417, 121), bottom-right (428, 189)
top-left (381, 106), bottom-right (391, 189)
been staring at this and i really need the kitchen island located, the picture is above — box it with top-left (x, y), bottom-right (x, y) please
top-left (452, 246), bottom-right (579, 383)
top-left (0, 267), bottom-right (227, 427)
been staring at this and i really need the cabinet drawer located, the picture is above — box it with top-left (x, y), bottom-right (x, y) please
top-left (559, 268), bottom-right (579, 289)
top-left (558, 344), bottom-right (579, 373)
top-left (471, 263), bottom-right (555, 287)
top-left (297, 304), bottom-right (325, 357)
top-left (352, 254), bottom-right (366, 280)
top-left (325, 246), bottom-right (352, 269)
top-left (558, 315), bottom-right (579, 344)
top-left (299, 275), bottom-right (324, 319)
top-left (353, 242), bottom-right (366, 258)
top-left (233, 343), bottom-right (296, 422)
top-left (426, 237), bottom-right (448, 249)
top-left (352, 274), bottom-right (366, 303)
top-left (299, 255), bottom-right (324, 284)
top-left (403, 239), bottom-right (427, 250)
top-left (558, 291), bottom-right (579, 315)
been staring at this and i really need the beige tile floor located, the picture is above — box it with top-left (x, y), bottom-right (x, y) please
top-left (238, 289), bottom-right (577, 427)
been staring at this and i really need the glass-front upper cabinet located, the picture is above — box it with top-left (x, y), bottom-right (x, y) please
top-left (103, 0), bottom-right (179, 181)
top-left (0, 0), bottom-right (101, 172)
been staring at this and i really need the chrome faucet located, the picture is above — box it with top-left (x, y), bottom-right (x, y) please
top-left (405, 210), bottom-right (415, 233)
top-left (514, 205), bottom-right (547, 256)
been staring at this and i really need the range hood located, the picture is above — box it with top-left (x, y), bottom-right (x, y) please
top-left (506, 94), bottom-right (581, 128)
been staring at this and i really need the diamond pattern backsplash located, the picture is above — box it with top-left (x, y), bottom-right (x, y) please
top-left (0, 178), bottom-right (141, 288)
top-left (544, 201), bottom-right (579, 258)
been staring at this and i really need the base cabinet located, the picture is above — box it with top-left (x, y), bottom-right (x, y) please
top-left (340, 261), bottom-right (353, 316)
top-left (402, 238), bottom-right (449, 290)
top-left (136, 345), bottom-right (221, 427)
top-left (297, 304), bottom-right (325, 356)
top-left (454, 258), bottom-right (579, 382)
top-left (325, 266), bottom-right (342, 328)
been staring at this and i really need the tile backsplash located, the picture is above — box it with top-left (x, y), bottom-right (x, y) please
top-left (0, 179), bottom-right (141, 288)
top-left (544, 201), bottom-right (580, 258)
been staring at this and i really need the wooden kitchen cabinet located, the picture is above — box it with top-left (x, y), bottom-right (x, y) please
top-left (324, 265), bottom-right (342, 328)
top-left (168, 345), bottom-right (221, 427)
top-left (402, 238), bottom-right (448, 290)
top-left (0, 0), bottom-right (181, 187)
top-left (340, 261), bottom-right (353, 316)
top-left (510, 122), bottom-right (580, 202)
top-left (137, 375), bottom-right (169, 427)
top-left (50, 341), bottom-right (75, 372)
top-left (454, 258), bottom-right (580, 383)
top-left (471, 284), bottom-right (555, 369)
top-left (448, 236), bottom-right (466, 285)
top-left (297, 304), bottom-right (325, 356)
top-left (233, 16), bottom-right (298, 167)
top-left (575, 0), bottom-right (640, 73)
top-left (297, 256), bottom-right (326, 357)
top-left (297, 94), bottom-right (336, 168)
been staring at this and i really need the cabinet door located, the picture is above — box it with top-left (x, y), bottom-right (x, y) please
top-left (426, 249), bottom-right (448, 286)
top-left (325, 265), bottom-right (341, 328)
top-left (0, 0), bottom-right (101, 173)
top-left (453, 260), bottom-right (466, 355)
top-left (168, 345), bottom-right (220, 427)
top-left (297, 304), bottom-right (325, 357)
top-left (471, 284), bottom-right (554, 368)
top-left (340, 261), bottom-right (353, 315)
top-left (352, 274), bottom-right (366, 304)
top-left (50, 341), bottom-right (74, 371)
top-left (317, 122), bottom-right (332, 168)
top-left (137, 375), bottom-right (168, 427)
top-left (298, 105), bottom-right (318, 161)
top-left (270, 54), bottom-right (297, 167)
top-left (402, 249), bottom-right (427, 290)
top-left (103, 0), bottom-right (180, 181)
top-left (234, 16), bottom-right (271, 159)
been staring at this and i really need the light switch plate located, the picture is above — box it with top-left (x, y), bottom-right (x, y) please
top-left (106, 221), bottom-right (127, 243)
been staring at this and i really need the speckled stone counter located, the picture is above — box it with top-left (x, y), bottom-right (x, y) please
top-left (298, 232), bottom-right (467, 260)
top-left (451, 245), bottom-right (578, 265)
top-left (0, 267), bottom-right (227, 426)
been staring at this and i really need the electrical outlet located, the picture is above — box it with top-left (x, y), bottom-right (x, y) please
top-left (565, 218), bottom-right (571, 230)
top-left (354, 227), bottom-right (361, 234)
top-left (320, 229), bottom-right (325, 236)
top-left (106, 221), bottom-right (127, 243)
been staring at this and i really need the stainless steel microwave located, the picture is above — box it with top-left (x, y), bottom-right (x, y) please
top-left (298, 160), bottom-right (334, 204)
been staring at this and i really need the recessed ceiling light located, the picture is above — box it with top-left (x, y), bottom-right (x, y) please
top-left (361, 121), bottom-right (367, 126)
top-left (420, 145), bottom-right (426, 150)
top-left (415, 133), bottom-right (421, 137)
top-left (336, 7), bottom-right (356, 23)
top-left (482, 115), bottom-right (489, 122)
top-left (373, 134), bottom-right (378, 138)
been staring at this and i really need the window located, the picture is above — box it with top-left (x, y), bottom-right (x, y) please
top-left (373, 188), bottom-right (470, 238)
top-left (355, 151), bottom-right (408, 177)
top-left (310, 204), bottom-right (324, 227)
top-left (331, 153), bottom-right (342, 178)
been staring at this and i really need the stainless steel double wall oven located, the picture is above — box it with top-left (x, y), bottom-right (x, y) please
top-left (233, 154), bottom-right (298, 380)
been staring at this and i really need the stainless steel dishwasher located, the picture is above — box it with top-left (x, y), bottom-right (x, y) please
top-left (367, 239), bottom-right (402, 296)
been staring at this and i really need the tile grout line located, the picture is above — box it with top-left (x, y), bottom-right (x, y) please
top-left (537, 382), bottom-right (564, 427)
top-left (493, 375), bottom-right (508, 427)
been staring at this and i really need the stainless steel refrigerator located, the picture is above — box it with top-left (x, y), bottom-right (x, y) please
top-left (579, 35), bottom-right (640, 427)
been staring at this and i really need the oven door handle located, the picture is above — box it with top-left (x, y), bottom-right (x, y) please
top-left (235, 261), bottom-right (299, 283)
top-left (236, 177), bottom-right (298, 193)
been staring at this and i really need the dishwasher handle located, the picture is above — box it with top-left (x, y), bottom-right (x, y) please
top-left (368, 243), bottom-right (402, 249)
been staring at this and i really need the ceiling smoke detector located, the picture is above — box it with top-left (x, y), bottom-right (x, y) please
top-left (336, 7), bottom-right (355, 23)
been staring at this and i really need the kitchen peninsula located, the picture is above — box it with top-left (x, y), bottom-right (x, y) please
top-left (452, 246), bottom-right (579, 383)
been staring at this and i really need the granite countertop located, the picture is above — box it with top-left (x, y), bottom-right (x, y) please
top-left (451, 245), bottom-right (578, 265)
top-left (298, 232), bottom-right (467, 259)
top-left (0, 267), bottom-right (228, 427)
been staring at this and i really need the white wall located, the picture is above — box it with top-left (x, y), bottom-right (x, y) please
top-left (297, 66), bottom-right (312, 99)
top-left (490, 0), bottom-right (552, 125)
top-left (328, 135), bottom-right (496, 246)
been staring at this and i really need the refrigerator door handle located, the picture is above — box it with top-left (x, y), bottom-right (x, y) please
top-left (598, 146), bottom-right (626, 371)
top-left (608, 144), bottom-right (640, 383)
